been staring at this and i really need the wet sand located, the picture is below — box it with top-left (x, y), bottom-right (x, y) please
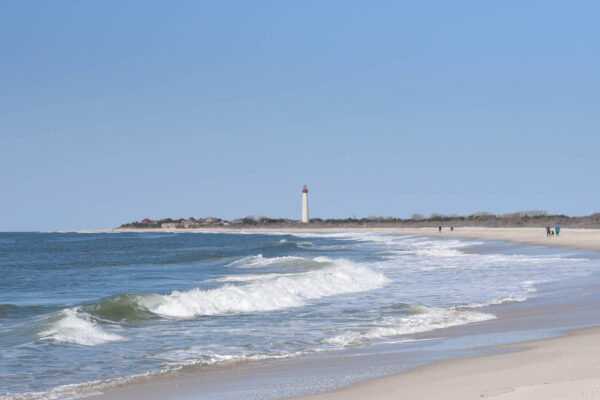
top-left (293, 326), bottom-right (600, 400)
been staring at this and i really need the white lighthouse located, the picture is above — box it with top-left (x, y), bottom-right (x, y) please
top-left (301, 185), bottom-right (309, 223)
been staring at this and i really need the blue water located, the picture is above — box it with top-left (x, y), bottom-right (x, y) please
top-left (1, 231), bottom-right (599, 400)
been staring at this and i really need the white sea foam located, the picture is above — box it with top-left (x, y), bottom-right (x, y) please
top-left (39, 308), bottom-right (125, 346)
top-left (227, 254), bottom-right (307, 269)
top-left (143, 258), bottom-right (389, 318)
top-left (323, 307), bottom-right (495, 347)
top-left (204, 272), bottom-right (301, 283)
top-left (296, 241), bottom-right (345, 250)
top-left (156, 347), bottom-right (316, 370)
top-left (0, 348), bottom-right (315, 400)
top-left (461, 296), bottom-right (527, 308)
top-left (520, 280), bottom-right (550, 292)
top-left (383, 238), bottom-right (480, 258)
top-left (0, 370), bottom-right (154, 400)
top-left (289, 232), bottom-right (362, 239)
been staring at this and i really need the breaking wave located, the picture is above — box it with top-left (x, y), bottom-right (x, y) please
top-left (462, 296), bottom-right (527, 308)
top-left (38, 308), bottom-right (126, 346)
top-left (226, 254), bottom-right (308, 269)
top-left (34, 256), bottom-right (390, 325)
top-left (143, 257), bottom-right (389, 318)
top-left (323, 306), bottom-right (495, 347)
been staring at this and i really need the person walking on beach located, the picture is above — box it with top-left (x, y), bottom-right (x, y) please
top-left (450, 225), bottom-right (454, 232)
top-left (439, 226), bottom-right (442, 233)
top-left (555, 225), bottom-right (560, 236)
top-left (546, 226), bottom-right (551, 237)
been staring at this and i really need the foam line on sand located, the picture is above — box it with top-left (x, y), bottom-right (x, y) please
top-left (291, 326), bottom-right (600, 400)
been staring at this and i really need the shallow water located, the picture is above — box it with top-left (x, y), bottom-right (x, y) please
top-left (1, 231), bottom-right (599, 400)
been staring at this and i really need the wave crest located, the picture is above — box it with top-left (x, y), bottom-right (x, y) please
top-left (226, 254), bottom-right (307, 269)
top-left (143, 258), bottom-right (389, 318)
top-left (323, 307), bottom-right (495, 347)
top-left (86, 293), bottom-right (158, 322)
top-left (39, 308), bottom-right (126, 346)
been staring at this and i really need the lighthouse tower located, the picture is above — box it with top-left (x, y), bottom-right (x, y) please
top-left (301, 185), bottom-right (309, 223)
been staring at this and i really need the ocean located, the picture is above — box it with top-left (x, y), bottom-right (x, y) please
top-left (1, 231), bottom-right (599, 400)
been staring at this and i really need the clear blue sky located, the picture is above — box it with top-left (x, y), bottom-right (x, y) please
top-left (1, 1), bottom-right (598, 231)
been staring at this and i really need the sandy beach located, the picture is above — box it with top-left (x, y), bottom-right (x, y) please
top-left (109, 226), bottom-right (600, 252)
top-left (83, 226), bottom-right (600, 400)
top-left (400, 226), bottom-right (600, 252)
top-left (285, 227), bottom-right (600, 400)
top-left (293, 326), bottom-right (600, 400)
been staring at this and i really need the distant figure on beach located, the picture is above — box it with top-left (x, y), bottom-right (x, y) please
top-left (450, 226), bottom-right (454, 232)
top-left (555, 225), bottom-right (560, 236)
top-left (546, 226), bottom-right (551, 237)
top-left (439, 226), bottom-right (442, 233)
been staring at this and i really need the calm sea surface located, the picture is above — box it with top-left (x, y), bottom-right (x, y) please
top-left (1, 231), bottom-right (598, 399)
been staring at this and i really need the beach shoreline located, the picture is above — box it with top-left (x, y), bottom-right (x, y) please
top-left (291, 325), bottom-right (600, 400)
top-left (287, 228), bottom-right (600, 400)
top-left (81, 228), bottom-right (600, 400)
top-left (98, 226), bottom-right (600, 252)
top-left (95, 289), bottom-right (600, 400)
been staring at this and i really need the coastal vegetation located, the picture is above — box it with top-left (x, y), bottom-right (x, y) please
top-left (119, 211), bottom-right (600, 229)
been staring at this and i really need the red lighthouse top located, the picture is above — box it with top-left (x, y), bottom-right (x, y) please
top-left (302, 185), bottom-right (308, 193)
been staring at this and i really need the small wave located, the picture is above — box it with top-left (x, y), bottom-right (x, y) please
top-left (142, 258), bottom-right (389, 318)
top-left (227, 254), bottom-right (307, 269)
top-left (461, 296), bottom-right (527, 308)
top-left (0, 348), bottom-right (317, 400)
top-left (204, 272), bottom-right (299, 283)
top-left (323, 307), bottom-right (494, 347)
top-left (0, 370), bottom-right (153, 400)
top-left (386, 239), bottom-right (477, 258)
top-left (296, 241), bottom-right (345, 250)
top-left (520, 279), bottom-right (551, 292)
top-left (39, 308), bottom-right (126, 346)
top-left (85, 294), bottom-right (157, 322)
top-left (156, 347), bottom-right (317, 370)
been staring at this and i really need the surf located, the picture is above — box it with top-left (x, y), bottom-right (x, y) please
top-left (142, 256), bottom-right (389, 318)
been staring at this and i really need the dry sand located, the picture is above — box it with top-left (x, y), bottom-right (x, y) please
top-left (293, 327), bottom-right (600, 400)
top-left (397, 226), bottom-right (600, 252)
